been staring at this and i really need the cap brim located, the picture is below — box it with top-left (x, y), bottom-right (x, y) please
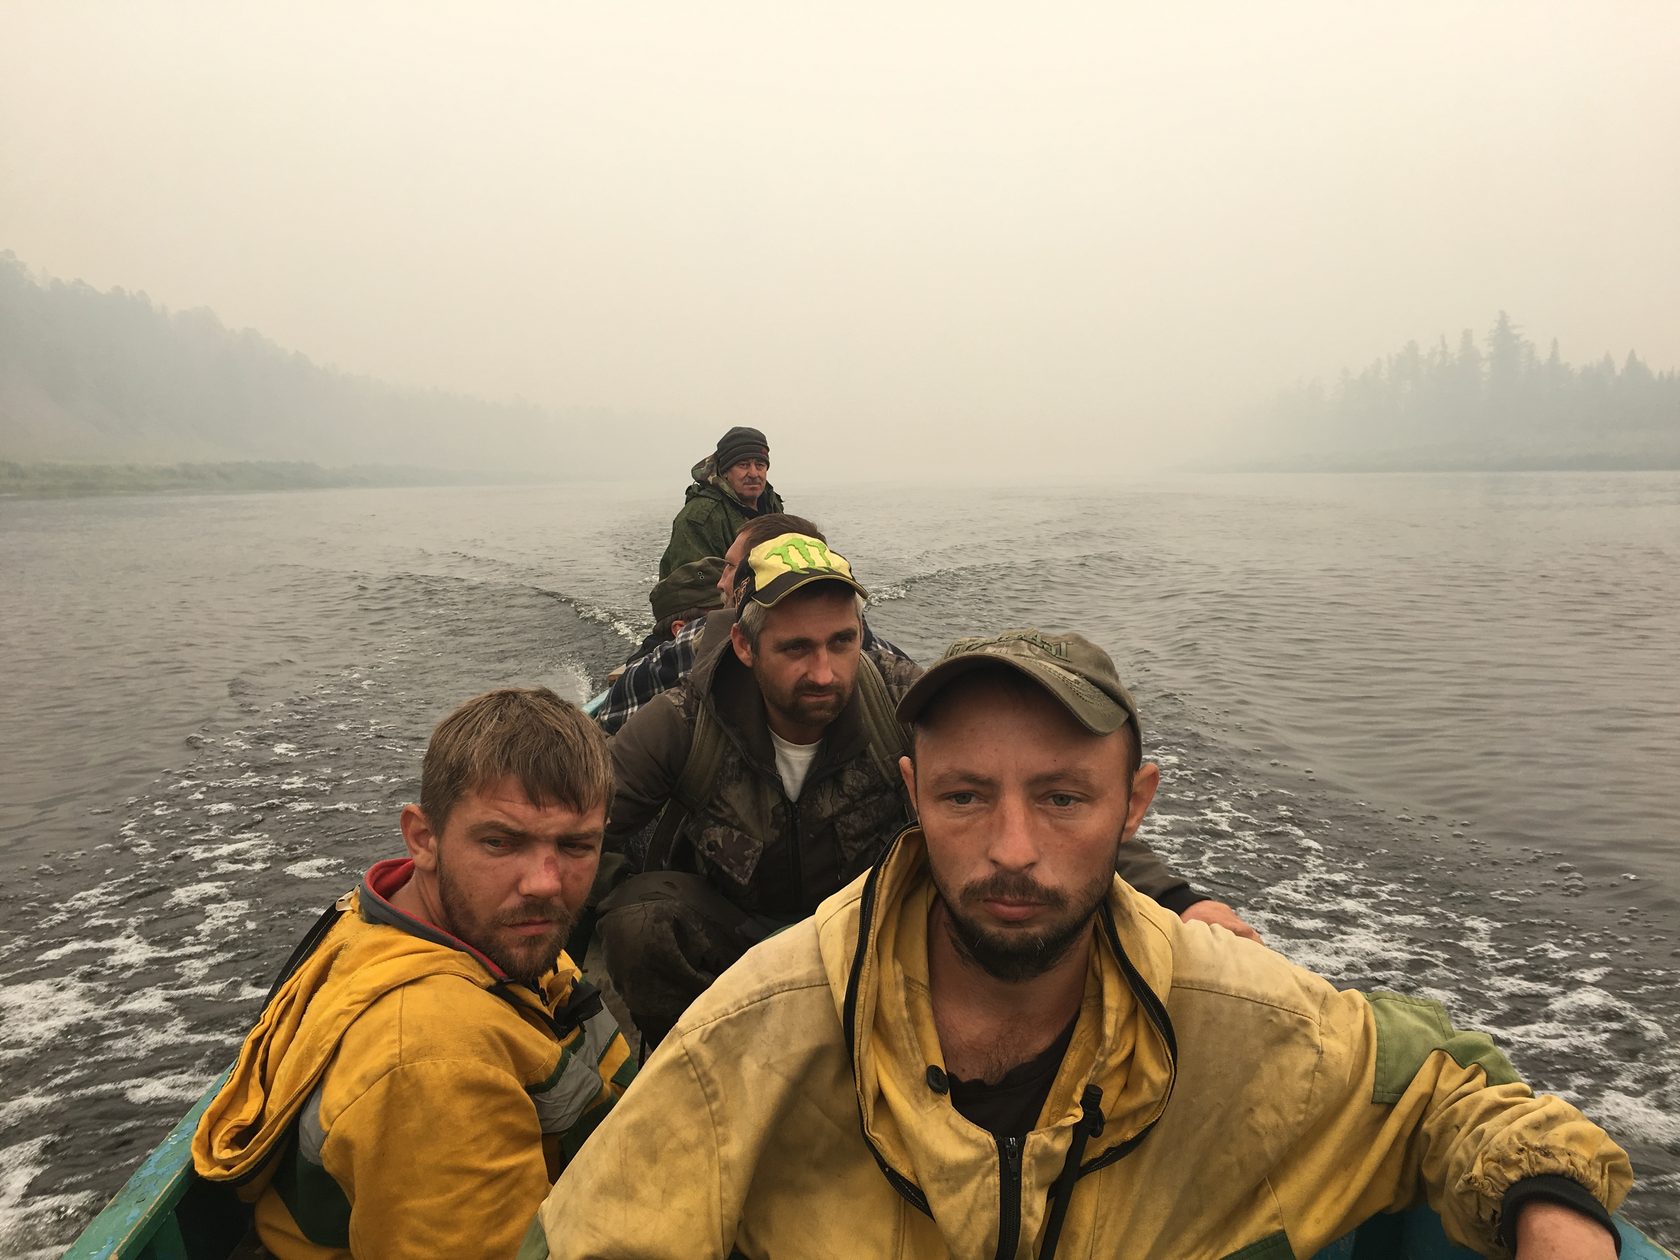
top-left (749, 570), bottom-right (869, 608)
top-left (896, 653), bottom-right (1130, 735)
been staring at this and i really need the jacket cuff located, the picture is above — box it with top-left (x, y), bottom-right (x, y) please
top-left (1155, 887), bottom-right (1208, 916)
top-left (1498, 1175), bottom-right (1619, 1255)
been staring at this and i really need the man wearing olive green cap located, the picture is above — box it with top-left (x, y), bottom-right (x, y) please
top-left (618, 556), bottom-right (727, 668)
top-left (528, 628), bottom-right (1632, 1260)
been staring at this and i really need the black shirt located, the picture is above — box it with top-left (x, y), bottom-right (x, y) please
top-left (947, 1017), bottom-right (1079, 1140)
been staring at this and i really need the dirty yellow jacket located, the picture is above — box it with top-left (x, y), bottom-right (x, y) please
top-left (193, 859), bottom-right (634, 1260)
top-left (528, 828), bottom-right (1629, 1259)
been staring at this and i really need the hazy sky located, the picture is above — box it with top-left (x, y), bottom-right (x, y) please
top-left (4, 2), bottom-right (1677, 474)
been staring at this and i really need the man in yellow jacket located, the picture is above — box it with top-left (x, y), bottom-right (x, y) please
top-left (526, 631), bottom-right (1632, 1259)
top-left (194, 688), bottom-right (634, 1259)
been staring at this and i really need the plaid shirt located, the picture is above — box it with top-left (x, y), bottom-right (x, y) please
top-left (595, 615), bottom-right (910, 736)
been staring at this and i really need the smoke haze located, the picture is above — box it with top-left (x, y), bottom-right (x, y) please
top-left (3, 2), bottom-right (1677, 477)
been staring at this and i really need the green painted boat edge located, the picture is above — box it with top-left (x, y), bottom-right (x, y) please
top-left (1309, 1202), bottom-right (1676, 1259)
top-left (582, 687), bottom-right (608, 719)
top-left (61, 1069), bottom-right (233, 1260)
top-left (63, 1070), bottom-right (1676, 1260)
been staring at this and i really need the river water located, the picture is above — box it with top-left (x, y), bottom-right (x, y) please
top-left (1, 473), bottom-right (1676, 1252)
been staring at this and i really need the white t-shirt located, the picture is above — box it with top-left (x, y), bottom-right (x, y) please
top-left (769, 730), bottom-right (823, 802)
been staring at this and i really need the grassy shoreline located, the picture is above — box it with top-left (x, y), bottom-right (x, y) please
top-left (0, 459), bottom-right (498, 498)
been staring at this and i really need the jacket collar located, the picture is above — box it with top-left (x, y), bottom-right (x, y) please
top-left (359, 857), bottom-right (511, 978)
top-left (358, 858), bottom-right (572, 1000)
top-left (835, 827), bottom-right (1180, 1223)
top-left (686, 452), bottom-right (775, 511)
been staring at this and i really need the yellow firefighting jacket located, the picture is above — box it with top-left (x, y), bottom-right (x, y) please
top-left (193, 860), bottom-right (634, 1259)
top-left (527, 828), bottom-right (1629, 1259)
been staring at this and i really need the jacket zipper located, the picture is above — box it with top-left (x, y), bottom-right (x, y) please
top-left (787, 807), bottom-right (805, 912)
top-left (994, 1135), bottom-right (1023, 1259)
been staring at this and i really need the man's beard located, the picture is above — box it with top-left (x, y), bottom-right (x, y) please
top-left (437, 860), bottom-right (574, 987)
top-left (932, 867), bottom-right (1110, 983)
top-left (767, 678), bottom-right (851, 730)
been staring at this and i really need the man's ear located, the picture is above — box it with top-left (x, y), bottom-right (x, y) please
top-left (897, 754), bottom-right (918, 819)
top-left (1119, 763), bottom-right (1161, 843)
top-left (399, 804), bottom-right (441, 873)
top-left (730, 623), bottom-right (753, 668)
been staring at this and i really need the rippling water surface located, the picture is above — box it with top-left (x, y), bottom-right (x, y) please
top-left (1, 472), bottom-right (1675, 1253)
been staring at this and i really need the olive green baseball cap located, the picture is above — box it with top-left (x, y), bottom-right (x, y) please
top-left (649, 556), bottom-right (726, 622)
top-left (741, 533), bottom-right (868, 607)
top-left (896, 629), bottom-right (1141, 739)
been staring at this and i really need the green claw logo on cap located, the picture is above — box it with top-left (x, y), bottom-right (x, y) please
top-left (742, 534), bottom-right (868, 607)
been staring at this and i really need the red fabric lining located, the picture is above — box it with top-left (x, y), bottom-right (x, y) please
top-left (359, 856), bottom-right (509, 979)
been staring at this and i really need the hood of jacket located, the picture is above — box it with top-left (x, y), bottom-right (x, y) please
top-left (193, 859), bottom-right (580, 1185)
top-left (684, 452), bottom-right (778, 511)
top-left (823, 825), bottom-right (1180, 1250)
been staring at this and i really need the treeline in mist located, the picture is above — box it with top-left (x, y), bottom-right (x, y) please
top-left (0, 252), bottom-right (608, 474)
top-left (0, 459), bottom-right (487, 497)
top-left (1256, 313), bottom-right (1680, 470)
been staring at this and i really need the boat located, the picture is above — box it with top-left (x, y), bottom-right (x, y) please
top-left (61, 1067), bottom-right (1678, 1259)
top-left (59, 685), bottom-right (1678, 1259)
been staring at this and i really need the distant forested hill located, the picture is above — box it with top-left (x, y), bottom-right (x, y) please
top-left (0, 252), bottom-right (613, 475)
top-left (1243, 313), bottom-right (1680, 471)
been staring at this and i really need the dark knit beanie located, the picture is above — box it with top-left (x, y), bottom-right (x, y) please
top-left (715, 426), bottom-right (770, 471)
top-left (649, 556), bottom-right (726, 623)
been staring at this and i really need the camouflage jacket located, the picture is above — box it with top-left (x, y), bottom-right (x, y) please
top-left (657, 455), bottom-right (785, 578)
top-left (606, 635), bottom-right (916, 918)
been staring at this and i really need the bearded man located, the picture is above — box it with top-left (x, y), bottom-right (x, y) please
top-left (528, 631), bottom-right (1631, 1259)
top-left (193, 688), bottom-right (633, 1260)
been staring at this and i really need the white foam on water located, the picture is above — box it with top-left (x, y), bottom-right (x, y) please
top-left (113, 988), bottom-right (173, 1016)
top-left (1269, 921), bottom-right (1413, 978)
top-left (167, 881), bottom-right (231, 907)
top-left (541, 656), bottom-right (596, 706)
top-left (194, 899), bottom-right (254, 939)
top-left (185, 835), bottom-right (268, 862)
top-left (572, 601), bottom-right (640, 642)
top-left (108, 927), bottom-right (206, 971)
top-left (35, 938), bottom-right (102, 963)
top-left (205, 802), bottom-right (236, 816)
top-left (0, 1135), bottom-right (99, 1260)
top-left (1593, 1089), bottom-right (1680, 1145)
top-left (286, 859), bottom-right (337, 879)
top-left (0, 979), bottom-right (104, 1059)
top-left (272, 743), bottom-right (299, 756)
top-left (115, 1069), bottom-right (217, 1106)
top-left (0, 1091), bottom-right (53, 1129)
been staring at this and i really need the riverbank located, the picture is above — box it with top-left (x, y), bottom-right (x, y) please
top-left (0, 459), bottom-right (502, 497)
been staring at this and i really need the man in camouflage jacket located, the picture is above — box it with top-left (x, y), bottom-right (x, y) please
top-left (598, 532), bottom-right (1248, 1047)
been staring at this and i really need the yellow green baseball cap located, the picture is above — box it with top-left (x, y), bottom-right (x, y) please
top-left (740, 533), bottom-right (868, 607)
